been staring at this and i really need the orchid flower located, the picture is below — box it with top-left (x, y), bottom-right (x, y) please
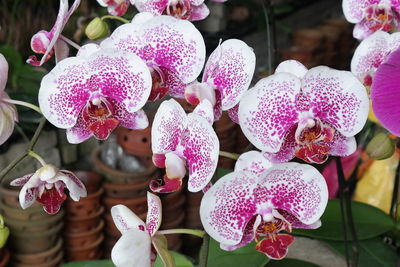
top-left (184, 39), bottom-right (256, 121)
top-left (10, 164), bottom-right (87, 214)
top-left (200, 159), bottom-right (328, 260)
top-left (0, 54), bottom-right (18, 146)
top-left (371, 46), bottom-right (400, 135)
top-left (343, 0), bottom-right (400, 40)
top-left (151, 99), bottom-right (219, 193)
top-left (351, 30), bottom-right (400, 86)
top-left (238, 60), bottom-right (369, 164)
top-left (39, 44), bottom-right (152, 144)
top-left (101, 13), bottom-right (205, 101)
top-left (27, 0), bottom-right (81, 66)
top-left (97, 0), bottom-right (135, 16)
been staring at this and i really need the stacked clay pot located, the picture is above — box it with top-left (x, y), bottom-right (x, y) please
top-left (0, 182), bottom-right (64, 267)
top-left (182, 191), bottom-right (204, 256)
top-left (64, 171), bottom-right (104, 261)
top-left (215, 112), bottom-right (237, 169)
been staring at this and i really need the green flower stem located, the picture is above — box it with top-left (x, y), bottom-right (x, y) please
top-left (101, 15), bottom-right (130, 24)
top-left (59, 35), bottom-right (81, 50)
top-left (219, 151), bottom-right (240, 160)
top-left (156, 229), bottom-right (205, 238)
top-left (199, 234), bottom-right (210, 267)
top-left (3, 98), bottom-right (42, 114)
top-left (28, 150), bottom-right (46, 166)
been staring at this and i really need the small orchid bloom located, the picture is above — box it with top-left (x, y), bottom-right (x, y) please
top-left (39, 44), bottom-right (152, 144)
top-left (239, 60), bottom-right (369, 164)
top-left (184, 39), bottom-right (256, 121)
top-left (200, 162), bottom-right (328, 259)
top-left (343, 0), bottom-right (400, 40)
top-left (151, 99), bottom-right (219, 193)
top-left (371, 46), bottom-right (400, 135)
top-left (351, 30), bottom-right (400, 86)
top-left (111, 193), bottom-right (167, 267)
top-left (27, 0), bottom-right (80, 66)
top-left (97, 0), bottom-right (135, 16)
top-left (10, 165), bottom-right (87, 214)
top-left (101, 13), bottom-right (205, 101)
top-left (134, 0), bottom-right (212, 21)
top-left (0, 54), bottom-right (18, 146)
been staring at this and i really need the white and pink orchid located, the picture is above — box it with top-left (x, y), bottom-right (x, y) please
top-left (101, 13), bottom-right (205, 101)
top-left (96, 0), bottom-right (135, 16)
top-left (27, 0), bottom-right (80, 66)
top-left (10, 164), bottom-right (87, 214)
top-left (38, 44), bottom-right (152, 144)
top-left (343, 0), bottom-right (400, 40)
top-left (151, 99), bottom-right (219, 193)
top-left (200, 156), bottom-right (328, 259)
top-left (351, 30), bottom-right (400, 86)
top-left (184, 39), bottom-right (256, 122)
top-left (0, 54), bottom-right (18, 146)
top-left (238, 60), bottom-right (369, 164)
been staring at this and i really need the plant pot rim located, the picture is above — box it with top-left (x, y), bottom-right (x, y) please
top-left (5, 209), bottom-right (64, 227)
top-left (65, 220), bottom-right (104, 238)
top-left (0, 199), bottom-right (45, 214)
top-left (13, 238), bottom-right (63, 260)
top-left (103, 195), bottom-right (148, 205)
top-left (12, 221), bottom-right (63, 238)
top-left (79, 187), bottom-right (104, 201)
top-left (13, 251), bottom-right (63, 267)
top-left (66, 206), bottom-right (104, 222)
top-left (66, 234), bottom-right (104, 252)
top-left (103, 178), bottom-right (149, 189)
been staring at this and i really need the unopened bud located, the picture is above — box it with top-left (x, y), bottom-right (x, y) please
top-left (85, 18), bottom-right (109, 40)
top-left (366, 133), bottom-right (395, 160)
top-left (0, 215), bottom-right (9, 248)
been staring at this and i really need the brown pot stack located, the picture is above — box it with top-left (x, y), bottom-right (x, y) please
top-left (0, 182), bottom-right (64, 267)
top-left (64, 171), bottom-right (104, 262)
top-left (215, 112), bottom-right (237, 169)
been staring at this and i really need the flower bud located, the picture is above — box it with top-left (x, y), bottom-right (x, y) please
top-left (85, 18), bottom-right (109, 40)
top-left (0, 215), bottom-right (9, 248)
top-left (366, 133), bottom-right (395, 160)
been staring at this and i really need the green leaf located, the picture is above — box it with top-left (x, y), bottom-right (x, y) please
top-left (216, 168), bottom-right (233, 179)
top-left (152, 235), bottom-right (175, 267)
top-left (324, 238), bottom-right (399, 267)
top-left (61, 260), bottom-right (114, 267)
top-left (266, 258), bottom-right (319, 267)
top-left (207, 237), bottom-right (269, 267)
top-left (154, 251), bottom-right (194, 267)
top-left (293, 199), bottom-right (395, 240)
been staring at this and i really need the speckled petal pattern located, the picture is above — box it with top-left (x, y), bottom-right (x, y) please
top-left (189, 3), bottom-right (210, 21)
top-left (342, 0), bottom-right (380, 23)
top-left (328, 135), bottom-right (357, 157)
top-left (134, 0), bottom-right (168, 15)
top-left (275, 60), bottom-right (308, 78)
top-left (111, 204), bottom-right (146, 234)
top-left (353, 20), bottom-right (375, 40)
top-left (56, 171), bottom-right (87, 201)
top-left (234, 151), bottom-right (272, 174)
top-left (193, 99), bottom-right (214, 124)
top-left (146, 192), bottom-right (162, 236)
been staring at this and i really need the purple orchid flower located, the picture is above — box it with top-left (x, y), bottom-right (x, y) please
top-left (38, 44), bottom-right (152, 144)
top-left (96, 0), bottom-right (135, 16)
top-left (151, 99), bottom-right (219, 193)
top-left (351, 30), bottom-right (400, 86)
top-left (10, 165), bottom-right (87, 214)
top-left (184, 39), bottom-right (256, 122)
top-left (238, 60), bottom-right (369, 164)
top-left (200, 153), bottom-right (328, 260)
top-left (371, 46), bottom-right (400, 135)
top-left (343, 0), bottom-right (400, 40)
top-left (101, 13), bottom-right (206, 102)
top-left (27, 0), bottom-right (80, 66)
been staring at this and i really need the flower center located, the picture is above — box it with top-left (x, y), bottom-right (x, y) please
top-left (165, 0), bottom-right (191, 19)
top-left (148, 67), bottom-right (169, 101)
top-left (37, 186), bottom-right (66, 215)
top-left (365, 4), bottom-right (394, 32)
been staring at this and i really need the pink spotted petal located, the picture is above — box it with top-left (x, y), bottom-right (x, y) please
top-left (101, 15), bottom-right (205, 84)
top-left (392, 0), bottom-right (400, 13)
top-left (277, 209), bottom-right (321, 229)
top-left (30, 31), bottom-right (51, 54)
top-left (160, 67), bottom-right (187, 99)
top-left (203, 39), bottom-right (255, 110)
top-left (149, 175), bottom-right (184, 193)
top-left (54, 39), bottom-right (69, 63)
top-left (134, 0), bottom-right (168, 15)
top-left (111, 100), bottom-right (149, 130)
top-left (146, 192), bottom-right (162, 236)
top-left (255, 234), bottom-right (295, 260)
top-left (111, 229), bottom-right (152, 267)
top-left (200, 171), bottom-right (259, 246)
top-left (0, 97), bottom-right (18, 146)
top-left (54, 171), bottom-right (87, 201)
top-left (256, 163), bottom-right (328, 225)
top-left (342, 0), bottom-right (381, 23)
top-left (183, 113), bottom-right (219, 192)
top-left (302, 66), bottom-right (369, 137)
top-left (353, 19), bottom-right (375, 40)
top-left (111, 204), bottom-right (146, 234)
top-left (77, 43), bottom-right (101, 58)
top-left (189, 3), bottom-right (210, 21)
top-left (329, 135), bottom-right (357, 157)
top-left (193, 99), bottom-right (214, 124)
top-left (66, 115), bottom-right (92, 144)
top-left (184, 81), bottom-right (216, 106)
top-left (263, 126), bottom-right (298, 163)
top-left (107, 0), bottom-right (130, 16)
top-left (153, 153), bottom-right (166, 168)
top-left (227, 104), bottom-right (239, 124)
top-left (238, 73), bottom-right (301, 153)
top-left (165, 152), bottom-right (186, 179)
top-left (37, 186), bottom-right (66, 214)
top-left (234, 151), bottom-right (272, 174)
top-left (10, 174), bottom-right (34, 187)
top-left (0, 54), bottom-right (8, 90)
top-left (151, 99), bottom-right (187, 154)
top-left (275, 60), bottom-right (308, 78)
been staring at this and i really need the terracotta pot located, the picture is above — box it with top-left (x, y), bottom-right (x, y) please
top-left (185, 207), bottom-right (202, 228)
top-left (116, 127), bottom-right (152, 156)
top-left (161, 190), bottom-right (184, 205)
top-left (103, 179), bottom-right (149, 199)
top-left (162, 196), bottom-right (185, 223)
top-left (12, 238), bottom-right (62, 265)
top-left (161, 212), bottom-right (185, 229)
top-left (12, 251), bottom-right (63, 267)
top-left (0, 248), bottom-right (10, 267)
top-left (104, 212), bottom-right (146, 238)
top-left (92, 149), bottom-right (159, 184)
top-left (65, 234), bottom-right (104, 261)
top-left (293, 29), bottom-right (324, 49)
top-left (64, 206), bottom-right (104, 233)
top-left (186, 192), bottom-right (203, 206)
top-left (74, 171), bottom-right (102, 194)
top-left (4, 210), bottom-right (64, 232)
top-left (0, 182), bottom-right (40, 208)
top-left (280, 47), bottom-right (314, 67)
top-left (103, 195), bottom-right (147, 215)
top-left (166, 233), bottom-right (182, 251)
top-left (65, 220), bottom-right (104, 247)
top-left (65, 188), bottom-right (103, 217)
top-left (215, 112), bottom-right (236, 140)
top-left (9, 222), bottom-right (63, 253)
top-left (0, 200), bottom-right (51, 221)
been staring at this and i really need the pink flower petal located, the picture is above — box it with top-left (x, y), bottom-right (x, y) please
top-left (165, 152), bottom-right (186, 179)
top-left (145, 192), bottom-right (162, 236)
top-left (66, 115), bottom-right (92, 144)
top-left (189, 3), bottom-right (210, 21)
top-left (342, 0), bottom-right (380, 23)
top-left (151, 99), bottom-right (187, 154)
top-left (353, 19), bottom-right (375, 40)
top-left (203, 39), bottom-right (255, 110)
top-left (184, 113), bottom-right (219, 192)
top-left (234, 151), bottom-right (272, 174)
top-left (238, 73), bottom-right (301, 153)
top-left (329, 135), bottom-right (357, 157)
top-left (56, 170), bottom-right (87, 201)
top-left (193, 99), bottom-right (214, 124)
top-left (0, 98), bottom-right (18, 146)
top-left (107, 0), bottom-right (130, 16)
top-left (149, 175), bottom-right (184, 193)
top-left (37, 186), bottom-right (66, 214)
top-left (0, 54), bottom-right (8, 90)
top-left (160, 67), bottom-right (187, 98)
top-left (77, 43), bottom-right (101, 58)
top-left (255, 234), bottom-right (294, 260)
top-left (275, 60), bottom-right (308, 78)
top-left (54, 39), bottom-right (69, 63)
top-left (278, 209), bottom-right (321, 229)
top-left (302, 66), bottom-right (369, 137)
top-left (111, 204), bottom-right (146, 234)
top-left (10, 174), bottom-right (34, 187)
top-left (134, 0), bottom-right (168, 15)
top-left (263, 126), bottom-right (298, 163)
top-left (111, 101), bottom-right (149, 130)
top-left (227, 104), bottom-right (239, 124)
